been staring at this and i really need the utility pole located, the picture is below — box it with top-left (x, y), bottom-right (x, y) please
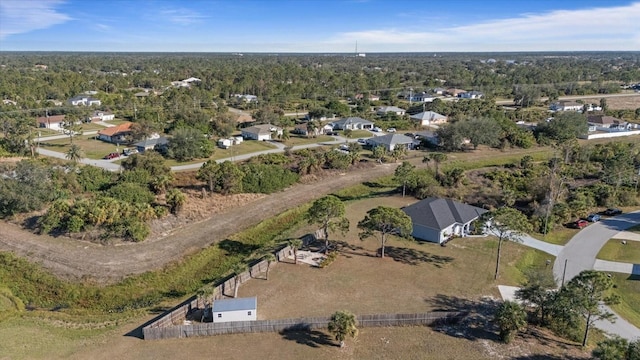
top-left (561, 259), bottom-right (568, 286)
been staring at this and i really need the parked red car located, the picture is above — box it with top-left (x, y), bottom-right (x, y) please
top-left (571, 219), bottom-right (589, 229)
top-left (103, 152), bottom-right (120, 160)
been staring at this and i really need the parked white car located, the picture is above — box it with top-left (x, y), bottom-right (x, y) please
top-left (386, 128), bottom-right (396, 132)
top-left (372, 127), bottom-right (382, 132)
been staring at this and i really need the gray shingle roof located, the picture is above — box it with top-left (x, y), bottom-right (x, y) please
top-left (331, 117), bottom-right (373, 127)
top-left (410, 111), bottom-right (446, 121)
top-left (367, 133), bottom-right (415, 147)
top-left (402, 197), bottom-right (487, 230)
top-left (212, 297), bottom-right (257, 312)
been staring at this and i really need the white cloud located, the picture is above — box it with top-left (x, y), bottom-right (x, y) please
top-left (328, 2), bottom-right (640, 51)
top-left (0, 0), bottom-right (70, 39)
top-left (160, 8), bottom-right (207, 25)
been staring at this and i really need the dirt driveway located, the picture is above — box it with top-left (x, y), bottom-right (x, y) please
top-left (0, 163), bottom-right (397, 283)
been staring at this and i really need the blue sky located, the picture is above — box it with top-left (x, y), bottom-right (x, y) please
top-left (1, 0), bottom-right (639, 52)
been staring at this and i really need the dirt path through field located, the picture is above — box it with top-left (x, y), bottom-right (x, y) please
top-left (0, 163), bottom-right (396, 283)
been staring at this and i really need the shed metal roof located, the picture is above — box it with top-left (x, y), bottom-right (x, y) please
top-left (212, 297), bottom-right (257, 312)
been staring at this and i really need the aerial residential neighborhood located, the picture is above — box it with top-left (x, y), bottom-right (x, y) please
top-left (1, 1), bottom-right (640, 359)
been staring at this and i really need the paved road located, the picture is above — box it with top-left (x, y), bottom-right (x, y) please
top-left (496, 92), bottom-right (640, 105)
top-left (36, 148), bottom-right (122, 171)
top-left (553, 212), bottom-right (640, 284)
top-left (552, 211), bottom-right (640, 341)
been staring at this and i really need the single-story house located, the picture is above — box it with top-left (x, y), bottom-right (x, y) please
top-left (233, 94), bottom-right (258, 102)
top-left (445, 88), bottom-right (467, 97)
top-left (234, 113), bottom-right (254, 124)
top-left (68, 96), bottom-right (101, 106)
top-left (587, 115), bottom-right (630, 131)
top-left (432, 87), bottom-right (446, 95)
top-left (212, 297), bottom-right (257, 323)
top-left (458, 91), bottom-right (484, 99)
top-left (241, 124), bottom-right (283, 141)
top-left (134, 136), bottom-right (169, 153)
top-left (88, 111), bottom-right (115, 122)
top-left (550, 101), bottom-right (583, 112)
top-left (410, 92), bottom-right (436, 103)
top-left (218, 138), bottom-right (233, 149)
top-left (410, 111), bottom-right (448, 126)
top-left (97, 122), bottom-right (133, 144)
top-left (415, 130), bottom-right (439, 145)
top-left (329, 117), bottom-right (374, 130)
top-left (376, 106), bottom-right (406, 116)
top-left (402, 197), bottom-right (488, 244)
top-left (293, 123), bottom-right (310, 136)
top-left (366, 133), bottom-right (417, 152)
top-left (36, 115), bottom-right (66, 130)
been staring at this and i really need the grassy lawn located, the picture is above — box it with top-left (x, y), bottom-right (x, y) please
top-left (80, 123), bottom-right (108, 131)
top-left (164, 140), bottom-right (278, 167)
top-left (610, 273), bottom-right (640, 329)
top-left (34, 128), bottom-right (62, 137)
top-left (281, 135), bottom-right (335, 147)
top-left (597, 239), bottom-right (640, 263)
top-left (104, 119), bottom-right (128, 125)
top-left (345, 129), bottom-right (372, 138)
top-left (530, 228), bottom-right (578, 246)
top-left (39, 136), bottom-right (121, 160)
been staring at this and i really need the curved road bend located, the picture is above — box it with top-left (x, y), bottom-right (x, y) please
top-left (553, 211), bottom-right (640, 341)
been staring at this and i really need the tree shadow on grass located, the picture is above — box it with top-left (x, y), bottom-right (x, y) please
top-left (218, 239), bottom-right (259, 256)
top-left (280, 325), bottom-right (337, 348)
top-left (383, 246), bottom-right (454, 267)
top-left (426, 294), bottom-right (499, 342)
top-left (332, 240), bottom-right (375, 258)
top-left (517, 327), bottom-right (582, 351)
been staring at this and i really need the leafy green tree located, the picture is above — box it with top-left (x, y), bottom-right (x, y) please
top-left (592, 336), bottom-right (628, 360)
top-left (494, 301), bottom-right (527, 343)
top-left (65, 144), bottom-right (84, 163)
top-left (77, 165), bottom-right (113, 192)
top-left (306, 195), bottom-right (349, 253)
top-left (465, 118), bottom-right (502, 149)
top-left (241, 163), bottom-right (299, 194)
top-left (358, 206), bottom-right (412, 258)
top-left (515, 268), bottom-right (556, 324)
top-left (390, 146), bottom-right (407, 162)
top-left (564, 270), bottom-right (619, 347)
top-left (347, 142), bottom-right (362, 165)
top-left (328, 310), bottom-right (358, 348)
top-left (166, 188), bottom-right (186, 214)
top-left (197, 160), bottom-right (244, 195)
top-left (393, 161), bottom-right (416, 197)
top-left (121, 152), bottom-right (170, 177)
top-left (371, 145), bottom-right (386, 163)
top-left (167, 127), bottom-right (214, 162)
top-left (628, 339), bottom-right (640, 360)
top-left (536, 112), bottom-right (588, 143)
top-left (441, 167), bottom-right (465, 187)
top-left (107, 182), bottom-right (155, 205)
top-left (482, 207), bottom-right (532, 280)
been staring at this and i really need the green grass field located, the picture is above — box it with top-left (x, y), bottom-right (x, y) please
top-left (39, 136), bottom-right (120, 160)
top-left (530, 228), bottom-right (578, 246)
top-left (282, 135), bottom-right (335, 147)
top-left (610, 273), bottom-right (640, 329)
top-left (597, 239), bottom-right (640, 263)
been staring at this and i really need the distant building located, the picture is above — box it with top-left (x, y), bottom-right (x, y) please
top-left (68, 96), bottom-right (101, 106)
top-left (36, 115), bottom-right (66, 130)
top-left (550, 101), bottom-right (583, 112)
top-left (212, 297), bottom-right (257, 323)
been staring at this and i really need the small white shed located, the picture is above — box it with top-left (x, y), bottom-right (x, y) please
top-left (212, 297), bottom-right (257, 323)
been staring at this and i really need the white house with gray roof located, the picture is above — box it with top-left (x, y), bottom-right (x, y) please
top-left (402, 197), bottom-right (487, 244)
top-left (410, 111), bottom-right (447, 127)
top-left (241, 124), bottom-right (283, 141)
top-left (366, 133), bottom-right (417, 152)
top-left (329, 117), bottom-right (374, 130)
top-left (212, 297), bottom-right (257, 323)
top-left (376, 106), bottom-right (406, 116)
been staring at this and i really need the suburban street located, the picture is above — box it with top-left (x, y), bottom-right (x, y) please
top-left (551, 211), bottom-right (640, 341)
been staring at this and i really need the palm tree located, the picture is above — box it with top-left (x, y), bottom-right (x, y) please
top-left (65, 144), bottom-right (84, 163)
top-left (151, 174), bottom-right (173, 194)
top-left (263, 253), bottom-right (276, 280)
top-left (428, 152), bottom-right (447, 178)
top-left (166, 188), bottom-right (186, 214)
top-left (288, 238), bottom-right (303, 264)
top-left (494, 301), bottom-right (527, 343)
top-left (232, 262), bottom-right (248, 298)
top-left (328, 310), bottom-right (358, 347)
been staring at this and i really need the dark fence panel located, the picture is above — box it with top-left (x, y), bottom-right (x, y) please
top-left (143, 311), bottom-right (465, 340)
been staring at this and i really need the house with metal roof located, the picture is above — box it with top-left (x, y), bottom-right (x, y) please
top-left (410, 111), bottom-right (447, 127)
top-left (212, 297), bottom-right (257, 323)
top-left (366, 133), bottom-right (417, 152)
top-left (402, 197), bottom-right (487, 244)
